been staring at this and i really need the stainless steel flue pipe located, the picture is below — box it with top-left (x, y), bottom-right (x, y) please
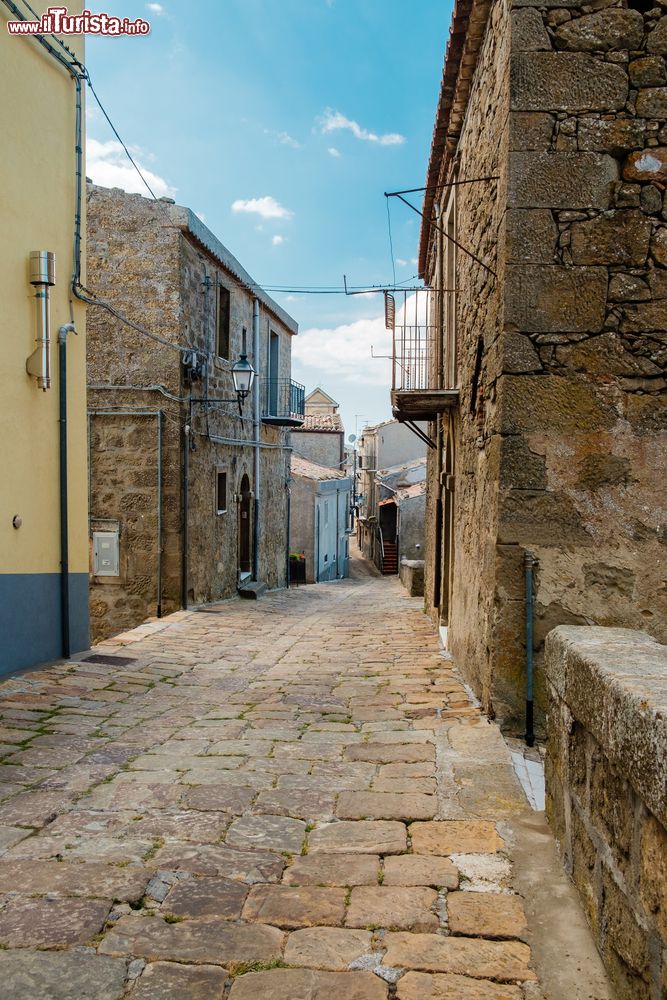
top-left (26, 250), bottom-right (55, 391)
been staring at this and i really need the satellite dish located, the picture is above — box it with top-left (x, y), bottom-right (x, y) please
top-left (348, 434), bottom-right (357, 443)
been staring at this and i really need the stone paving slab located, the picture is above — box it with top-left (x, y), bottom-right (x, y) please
top-left (99, 914), bottom-right (284, 965)
top-left (284, 927), bottom-right (373, 970)
top-left (396, 971), bottom-right (524, 999)
top-left (228, 968), bottom-right (389, 999)
top-left (383, 932), bottom-right (537, 982)
top-left (282, 852), bottom-right (380, 886)
top-left (0, 552), bottom-right (551, 997)
top-left (0, 897), bottom-right (111, 948)
top-left (131, 961), bottom-right (228, 999)
top-left (0, 951), bottom-right (128, 1000)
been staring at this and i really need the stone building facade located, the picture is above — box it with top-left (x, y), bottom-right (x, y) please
top-left (87, 185), bottom-right (301, 641)
top-left (357, 420), bottom-right (427, 570)
top-left (289, 455), bottom-right (352, 584)
top-left (407, 0), bottom-right (667, 731)
top-left (290, 389), bottom-right (345, 469)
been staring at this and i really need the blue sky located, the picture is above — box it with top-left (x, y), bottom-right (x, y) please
top-left (86, 0), bottom-right (452, 436)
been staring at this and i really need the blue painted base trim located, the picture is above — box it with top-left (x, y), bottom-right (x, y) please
top-left (0, 574), bottom-right (89, 676)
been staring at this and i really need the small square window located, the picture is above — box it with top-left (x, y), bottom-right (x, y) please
top-left (216, 471), bottom-right (227, 514)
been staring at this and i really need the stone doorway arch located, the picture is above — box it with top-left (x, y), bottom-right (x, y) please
top-left (238, 473), bottom-right (252, 577)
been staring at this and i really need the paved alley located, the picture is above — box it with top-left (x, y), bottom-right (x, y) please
top-left (0, 551), bottom-right (608, 999)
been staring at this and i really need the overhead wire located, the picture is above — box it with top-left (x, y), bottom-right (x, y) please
top-left (7, 0), bottom-right (429, 366)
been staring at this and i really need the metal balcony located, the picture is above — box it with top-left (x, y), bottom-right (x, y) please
top-left (388, 289), bottom-right (458, 423)
top-left (261, 378), bottom-right (305, 427)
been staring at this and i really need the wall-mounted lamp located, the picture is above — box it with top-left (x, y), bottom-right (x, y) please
top-left (26, 251), bottom-right (55, 391)
top-left (191, 352), bottom-right (256, 416)
top-left (231, 352), bottom-right (255, 400)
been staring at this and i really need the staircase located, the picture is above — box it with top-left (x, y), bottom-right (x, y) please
top-left (381, 540), bottom-right (398, 575)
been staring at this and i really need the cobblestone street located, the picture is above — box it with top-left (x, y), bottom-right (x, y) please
top-left (0, 551), bottom-right (603, 999)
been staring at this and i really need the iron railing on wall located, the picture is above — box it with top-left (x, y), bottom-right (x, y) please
top-left (261, 378), bottom-right (306, 423)
top-left (389, 288), bottom-right (442, 393)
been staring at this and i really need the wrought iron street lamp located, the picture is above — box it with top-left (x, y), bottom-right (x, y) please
top-left (231, 352), bottom-right (255, 400)
top-left (189, 351), bottom-right (257, 415)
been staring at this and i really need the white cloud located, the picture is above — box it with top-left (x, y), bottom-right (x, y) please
top-left (396, 258), bottom-right (408, 267)
top-left (232, 196), bottom-right (293, 220)
top-left (86, 138), bottom-right (176, 198)
top-left (327, 146), bottom-right (341, 158)
top-left (411, 257), bottom-right (418, 266)
top-left (293, 294), bottom-right (424, 385)
top-left (265, 129), bottom-right (301, 149)
top-left (195, 210), bottom-right (206, 222)
top-left (146, 2), bottom-right (164, 12)
top-left (319, 108), bottom-right (405, 146)
top-left (272, 235), bottom-right (285, 246)
top-left (293, 313), bottom-right (392, 386)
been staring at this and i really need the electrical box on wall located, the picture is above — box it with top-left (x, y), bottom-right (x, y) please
top-left (93, 531), bottom-right (120, 577)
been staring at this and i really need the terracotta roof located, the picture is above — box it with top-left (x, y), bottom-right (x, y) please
top-left (291, 455), bottom-right (347, 481)
top-left (418, 0), bottom-right (493, 278)
top-left (293, 413), bottom-right (344, 432)
top-left (396, 481), bottom-right (427, 502)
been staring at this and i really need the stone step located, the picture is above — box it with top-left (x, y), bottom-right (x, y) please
top-left (238, 580), bottom-right (268, 600)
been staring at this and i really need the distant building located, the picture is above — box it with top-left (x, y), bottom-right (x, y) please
top-left (0, 8), bottom-right (89, 674)
top-left (289, 456), bottom-right (352, 584)
top-left (303, 387), bottom-right (339, 416)
top-left (87, 184), bottom-right (303, 641)
top-left (356, 419), bottom-right (427, 572)
top-left (290, 388), bottom-right (345, 469)
top-left (376, 459), bottom-right (427, 566)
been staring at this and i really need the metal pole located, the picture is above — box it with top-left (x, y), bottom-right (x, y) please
top-left (58, 328), bottom-right (71, 657)
top-left (525, 550), bottom-right (536, 747)
top-left (252, 299), bottom-right (260, 581)
top-left (182, 418), bottom-right (190, 609)
top-left (156, 410), bottom-right (163, 618)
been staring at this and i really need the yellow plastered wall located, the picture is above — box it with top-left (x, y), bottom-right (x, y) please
top-left (0, 3), bottom-right (87, 576)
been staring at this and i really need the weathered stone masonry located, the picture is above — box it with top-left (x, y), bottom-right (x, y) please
top-left (87, 185), bottom-right (296, 641)
top-left (422, 0), bottom-right (667, 731)
top-left (546, 626), bottom-right (667, 1000)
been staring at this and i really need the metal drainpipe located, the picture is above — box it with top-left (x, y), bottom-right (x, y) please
top-left (182, 416), bottom-right (190, 609)
top-left (335, 488), bottom-right (340, 578)
top-left (524, 550), bottom-right (538, 747)
top-left (58, 323), bottom-right (76, 657)
top-left (285, 456), bottom-right (292, 588)
top-left (156, 410), bottom-right (163, 618)
top-left (252, 299), bottom-right (260, 581)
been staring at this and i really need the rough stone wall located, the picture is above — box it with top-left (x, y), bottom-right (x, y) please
top-left (87, 185), bottom-right (291, 640)
top-left (87, 186), bottom-right (184, 641)
top-left (88, 413), bottom-right (182, 641)
top-left (290, 430), bottom-right (343, 469)
top-left (397, 493), bottom-right (426, 561)
top-left (289, 476), bottom-right (316, 583)
top-left (497, 2), bottom-right (667, 728)
top-left (545, 626), bottom-right (667, 1000)
top-left (425, 0), bottom-right (511, 713)
top-left (178, 233), bottom-right (290, 601)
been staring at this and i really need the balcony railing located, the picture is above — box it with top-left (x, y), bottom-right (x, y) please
top-left (261, 378), bottom-right (305, 426)
top-left (390, 288), bottom-right (439, 393)
top-left (388, 289), bottom-right (458, 423)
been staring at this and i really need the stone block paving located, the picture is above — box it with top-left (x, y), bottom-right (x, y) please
top-left (0, 553), bottom-right (541, 998)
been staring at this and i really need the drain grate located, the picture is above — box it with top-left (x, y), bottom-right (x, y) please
top-left (82, 654), bottom-right (137, 666)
